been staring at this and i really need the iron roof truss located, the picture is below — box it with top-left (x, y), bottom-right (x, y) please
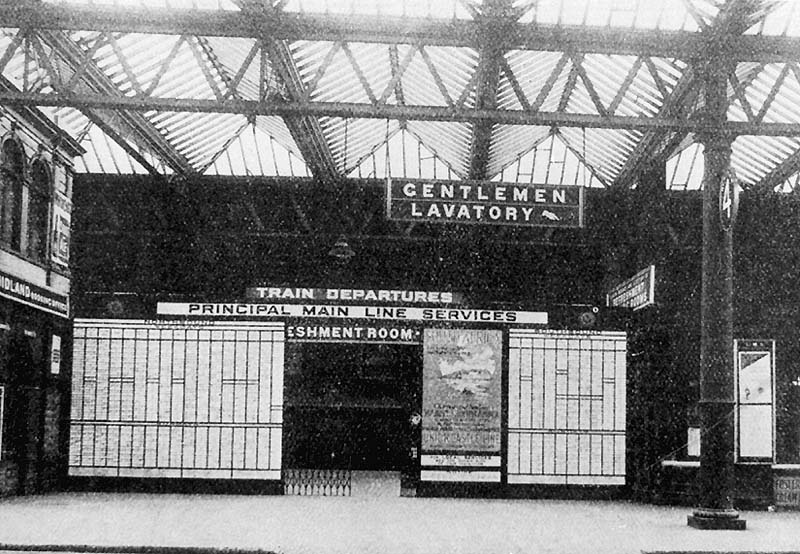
top-left (1, 0), bottom-right (800, 191)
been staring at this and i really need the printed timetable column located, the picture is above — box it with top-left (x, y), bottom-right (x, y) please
top-left (69, 320), bottom-right (286, 480)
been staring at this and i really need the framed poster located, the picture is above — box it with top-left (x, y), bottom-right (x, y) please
top-left (421, 328), bottom-right (502, 482)
top-left (51, 192), bottom-right (71, 268)
top-left (50, 335), bottom-right (62, 374)
top-left (735, 339), bottom-right (775, 462)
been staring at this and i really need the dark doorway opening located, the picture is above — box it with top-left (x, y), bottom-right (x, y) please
top-left (283, 342), bottom-right (421, 471)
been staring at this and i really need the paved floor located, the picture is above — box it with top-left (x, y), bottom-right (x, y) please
top-left (0, 493), bottom-right (799, 554)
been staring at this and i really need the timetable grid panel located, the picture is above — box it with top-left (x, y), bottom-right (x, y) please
top-left (507, 330), bottom-right (626, 485)
top-left (69, 320), bottom-right (284, 479)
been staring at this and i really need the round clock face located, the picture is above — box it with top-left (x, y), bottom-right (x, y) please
top-left (719, 168), bottom-right (738, 232)
top-left (578, 311), bottom-right (596, 327)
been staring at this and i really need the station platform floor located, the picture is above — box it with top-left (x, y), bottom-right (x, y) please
top-left (0, 492), bottom-right (799, 554)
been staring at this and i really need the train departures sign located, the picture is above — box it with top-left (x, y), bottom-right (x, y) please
top-left (387, 180), bottom-right (584, 228)
top-left (246, 286), bottom-right (463, 304)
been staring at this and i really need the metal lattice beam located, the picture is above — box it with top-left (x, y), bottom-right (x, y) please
top-left (5, 89), bottom-right (800, 136)
top-left (234, 0), bottom-right (338, 183)
top-left (613, 0), bottom-right (774, 188)
top-left (3, 2), bottom-right (800, 62)
top-left (613, 68), bottom-right (700, 188)
top-left (467, 0), bottom-right (518, 180)
top-left (261, 38), bottom-right (339, 182)
top-left (38, 29), bottom-right (196, 175)
top-left (755, 146), bottom-right (800, 191)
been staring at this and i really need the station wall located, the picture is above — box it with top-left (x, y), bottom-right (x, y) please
top-left (68, 175), bottom-right (800, 503)
top-left (0, 109), bottom-right (80, 497)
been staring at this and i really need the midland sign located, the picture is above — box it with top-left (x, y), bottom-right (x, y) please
top-left (387, 180), bottom-right (584, 228)
top-left (0, 269), bottom-right (69, 318)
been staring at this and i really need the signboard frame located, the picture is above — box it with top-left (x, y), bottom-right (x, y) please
top-left (420, 328), bottom-right (503, 483)
top-left (719, 167), bottom-right (739, 233)
top-left (734, 339), bottom-right (775, 463)
top-left (386, 179), bottom-right (584, 228)
top-left (0, 268), bottom-right (70, 318)
top-left (51, 190), bottom-right (72, 269)
top-left (69, 319), bottom-right (285, 480)
top-left (50, 334), bottom-right (62, 374)
top-left (246, 286), bottom-right (463, 305)
top-left (157, 302), bottom-right (548, 326)
top-left (285, 321), bottom-right (422, 344)
top-left (774, 474), bottom-right (800, 509)
top-left (606, 265), bottom-right (655, 311)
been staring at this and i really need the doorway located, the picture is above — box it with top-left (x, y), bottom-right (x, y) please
top-left (283, 342), bottom-right (421, 494)
top-left (5, 329), bottom-right (44, 495)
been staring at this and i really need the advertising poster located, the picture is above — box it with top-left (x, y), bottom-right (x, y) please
top-left (735, 339), bottom-right (775, 461)
top-left (422, 328), bottom-right (502, 454)
top-left (51, 192), bottom-right (71, 268)
top-left (51, 335), bottom-right (62, 374)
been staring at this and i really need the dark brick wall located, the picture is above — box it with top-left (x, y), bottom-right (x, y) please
top-left (68, 175), bottom-right (800, 500)
top-left (0, 303), bottom-right (71, 497)
top-left (0, 460), bottom-right (19, 496)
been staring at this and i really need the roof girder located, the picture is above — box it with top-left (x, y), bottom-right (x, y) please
top-left (466, 0), bottom-right (518, 180)
top-left (5, 89), bottom-right (800, 136)
top-left (611, 0), bottom-right (775, 189)
top-left (3, 2), bottom-right (800, 62)
top-left (261, 37), bottom-right (339, 182)
top-left (33, 29), bottom-right (197, 175)
top-left (0, 0), bottom-right (796, 189)
top-left (226, 0), bottom-right (338, 182)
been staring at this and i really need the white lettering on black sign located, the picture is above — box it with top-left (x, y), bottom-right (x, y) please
top-left (286, 325), bottom-right (420, 343)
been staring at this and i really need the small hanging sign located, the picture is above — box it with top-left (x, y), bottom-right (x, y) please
top-left (719, 167), bottom-right (739, 233)
top-left (51, 335), bottom-right (62, 375)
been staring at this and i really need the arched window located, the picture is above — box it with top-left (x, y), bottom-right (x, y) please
top-left (28, 159), bottom-right (51, 262)
top-left (0, 138), bottom-right (24, 250)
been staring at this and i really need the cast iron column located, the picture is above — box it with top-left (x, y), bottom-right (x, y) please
top-left (687, 54), bottom-right (745, 530)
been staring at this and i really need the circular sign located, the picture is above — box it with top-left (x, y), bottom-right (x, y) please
top-left (719, 167), bottom-right (739, 232)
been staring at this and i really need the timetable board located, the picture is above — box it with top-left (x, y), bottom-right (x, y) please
top-left (69, 320), bottom-right (284, 480)
top-left (507, 330), bottom-right (626, 485)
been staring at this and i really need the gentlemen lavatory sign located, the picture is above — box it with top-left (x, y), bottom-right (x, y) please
top-left (387, 180), bottom-right (584, 227)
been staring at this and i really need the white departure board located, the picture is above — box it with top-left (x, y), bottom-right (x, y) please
top-left (69, 320), bottom-right (284, 480)
top-left (507, 330), bottom-right (626, 485)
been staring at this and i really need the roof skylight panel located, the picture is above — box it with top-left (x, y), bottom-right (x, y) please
top-left (522, 0), bottom-right (697, 30)
top-left (488, 125), bottom-right (551, 172)
top-left (732, 136), bottom-right (799, 185)
top-left (283, 0), bottom-right (472, 19)
top-left (667, 143), bottom-right (702, 190)
top-left (405, 121), bottom-right (470, 177)
top-left (39, 107), bottom-right (90, 140)
top-left (42, 0), bottom-right (240, 9)
top-left (744, 0), bottom-right (793, 35)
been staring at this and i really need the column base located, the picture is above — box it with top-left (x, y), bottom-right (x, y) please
top-left (687, 509), bottom-right (746, 530)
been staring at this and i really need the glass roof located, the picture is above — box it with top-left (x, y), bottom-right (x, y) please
top-left (284, 0), bottom-right (472, 19)
top-left (0, 0), bottom-right (795, 193)
top-left (43, 0), bottom-right (240, 10)
top-left (746, 0), bottom-right (800, 36)
top-left (517, 0), bottom-right (706, 30)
